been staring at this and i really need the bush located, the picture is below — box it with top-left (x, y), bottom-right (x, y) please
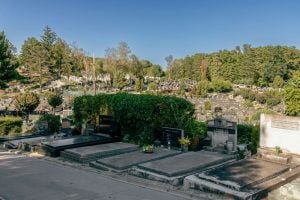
top-left (73, 93), bottom-right (195, 145)
top-left (197, 80), bottom-right (209, 97)
top-left (0, 116), bottom-right (22, 136)
top-left (237, 124), bottom-right (259, 153)
top-left (36, 114), bottom-right (60, 134)
top-left (15, 92), bottom-right (40, 114)
top-left (209, 79), bottom-right (233, 93)
top-left (148, 82), bottom-right (157, 91)
top-left (48, 94), bottom-right (63, 111)
top-left (204, 101), bottom-right (212, 111)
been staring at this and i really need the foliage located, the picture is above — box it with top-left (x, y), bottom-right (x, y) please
top-left (15, 92), bottom-right (40, 114)
top-left (272, 75), bottom-right (285, 88)
top-left (275, 146), bottom-right (282, 155)
top-left (142, 144), bottom-right (154, 153)
top-left (0, 116), bottom-right (22, 136)
top-left (166, 45), bottom-right (300, 87)
top-left (73, 93), bottom-right (195, 145)
top-left (178, 136), bottom-right (191, 146)
top-left (197, 80), bottom-right (209, 97)
top-left (284, 73), bottom-right (300, 116)
top-left (185, 120), bottom-right (207, 138)
top-left (209, 79), bottom-right (233, 93)
top-left (48, 94), bottom-right (63, 110)
top-left (237, 124), bottom-right (260, 153)
top-left (135, 77), bottom-right (144, 92)
top-left (204, 101), bottom-right (212, 111)
top-left (0, 31), bottom-right (19, 88)
top-left (147, 82), bottom-right (157, 91)
top-left (36, 114), bottom-right (60, 134)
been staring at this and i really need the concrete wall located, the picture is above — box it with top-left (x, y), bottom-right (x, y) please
top-left (260, 114), bottom-right (300, 154)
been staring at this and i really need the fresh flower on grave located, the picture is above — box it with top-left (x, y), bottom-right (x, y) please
top-left (178, 136), bottom-right (191, 146)
top-left (142, 144), bottom-right (155, 153)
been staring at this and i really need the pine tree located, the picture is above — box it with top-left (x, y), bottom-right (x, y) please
top-left (0, 31), bottom-right (19, 88)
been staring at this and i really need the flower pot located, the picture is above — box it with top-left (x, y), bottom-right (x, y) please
top-left (182, 145), bottom-right (189, 153)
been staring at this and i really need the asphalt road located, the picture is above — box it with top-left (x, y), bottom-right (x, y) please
top-left (0, 154), bottom-right (189, 200)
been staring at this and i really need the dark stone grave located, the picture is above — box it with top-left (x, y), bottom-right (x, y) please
top-left (96, 115), bottom-right (121, 138)
top-left (131, 151), bottom-right (234, 185)
top-left (61, 142), bottom-right (139, 163)
top-left (90, 148), bottom-right (180, 172)
top-left (40, 135), bottom-right (115, 157)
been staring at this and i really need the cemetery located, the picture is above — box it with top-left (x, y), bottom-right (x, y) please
top-left (1, 92), bottom-right (300, 200)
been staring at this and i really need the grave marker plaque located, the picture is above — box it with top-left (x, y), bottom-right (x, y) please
top-left (161, 127), bottom-right (184, 148)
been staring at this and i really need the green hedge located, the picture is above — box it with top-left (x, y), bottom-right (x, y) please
top-left (0, 116), bottom-right (23, 136)
top-left (73, 93), bottom-right (195, 145)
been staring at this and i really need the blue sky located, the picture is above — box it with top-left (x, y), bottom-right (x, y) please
top-left (1, 0), bottom-right (300, 67)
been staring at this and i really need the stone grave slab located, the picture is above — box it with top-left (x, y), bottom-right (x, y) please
top-left (90, 148), bottom-right (180, 171)
top-left (184, 158), bottom-right (296, 199)
top-left (131, 151), bottom-right (234, 186)
top-left (4, 136), bottom-right (46, 149)
top-left (40, 135), bottom-right (115, 157)
top-left (60, 142), bottom-right (139, 163)
top-left (138, 151), bottom-right (234, 177)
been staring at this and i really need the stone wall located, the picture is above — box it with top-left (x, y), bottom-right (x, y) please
top-left (260, 114), bottom-right (300, 154)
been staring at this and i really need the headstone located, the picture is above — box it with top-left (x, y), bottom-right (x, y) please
top-left (260, 114), bottom-right (300, 154)
top-left (161, 127), bottom-right (184, 148)
top-left (206, 118), bottom-right (237, 151)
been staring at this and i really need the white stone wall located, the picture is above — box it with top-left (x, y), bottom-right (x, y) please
top-left (260, 114), bottom-right (300, 154)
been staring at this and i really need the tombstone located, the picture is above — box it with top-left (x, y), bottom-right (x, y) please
top-left (260, 114), bottom-right (300, 154)
top-left (61, 118), bottom-right (72, 135)
top-left (37, 121), bottom-right (49, 135)
top-left (97, 115), bottom-right (121, 138)
top-left (160, 127), bottom-right (184, 149)
top-left (205, 118), bottom-right (237, 152)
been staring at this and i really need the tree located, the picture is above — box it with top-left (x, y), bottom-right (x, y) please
top-left (135, 77), bottom-right (144, 92)
top-left (48, 94), bottom-right (63, 113)
top-left (20, 37), bottom-right (50, 85)
top-left (0, 31), bottom-right (19, 88)
top-left (197, 80), bottom-right (209, 97)
top-left (284, 72), bottom-right (300, 116)
top-left (51, 38), bottom-right (72, 79)
top-left (272, 75), bottom-right (285, 88)
top-left (15, 92), bottom-right (40, 114)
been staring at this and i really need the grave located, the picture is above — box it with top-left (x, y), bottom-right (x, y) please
top-left (60, 142), bottom-right (139, 163)
top-left (40, 135), bottom-right (115, 157)
top-left (131, 151), bottom-right (235, 186)
top-left (96, 115), bottom-right (121, 138)
top-left (183, 114), bottom-right (300, 199)
top-left (90, 148), bottom-right (180, 172)
top-left (204, 117), bottom-right (237, 153)
top-left (3, 136), bottom-right (47, 149)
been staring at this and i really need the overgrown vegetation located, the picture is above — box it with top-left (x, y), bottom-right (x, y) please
top-left (73, 93), bottom-right (196, 145)
top-left (36, 113), bottom-right (60, 134)
top-left (237, 124), bottom-right (260, 153)
top-left (0, 116), bottom-right (22, 136)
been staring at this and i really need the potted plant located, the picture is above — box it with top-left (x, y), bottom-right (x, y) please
top-left (178, 136), bottom-right (191, 152)
top-left (142, 144), bottom-right (155, 153)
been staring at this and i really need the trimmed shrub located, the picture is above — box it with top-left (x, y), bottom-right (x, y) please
top-left (0, 116), bottom-right (22, 136)
top-left (73, 93), bottom-right (195, 145)
top-left (204, 101), bottom-right (212, 111)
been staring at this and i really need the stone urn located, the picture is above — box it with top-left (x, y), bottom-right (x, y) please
top-left (182, 145), bottom-right (189, 153)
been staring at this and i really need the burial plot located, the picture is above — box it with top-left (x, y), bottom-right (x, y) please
top-left (96, 115), bottom-right (121, 138)
top-left (4, 136), bottom-right (46, 149)
top-left (132, 151), bottom-right (234, 186)
top-left (184, 159), bottom-right (294, 199)
top-left (160, 127), bottom-right (184, 149)
top-left (61, 142), bottom-right (139, 163)
top-left (40, 135), bottom-right (114, 157)
top-left (90, 148), bottom-right (180, 172)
